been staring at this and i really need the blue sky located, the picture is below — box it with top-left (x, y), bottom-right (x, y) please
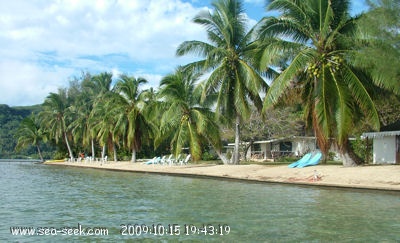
top-left (0, 0), bottom-right (368, 106)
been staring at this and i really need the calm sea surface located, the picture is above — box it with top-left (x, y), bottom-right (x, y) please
top-left (0, 161), bottom-right (399, 242)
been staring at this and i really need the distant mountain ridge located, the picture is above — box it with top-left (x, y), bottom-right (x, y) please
top-left (0, 104), bottom-right (42, 158)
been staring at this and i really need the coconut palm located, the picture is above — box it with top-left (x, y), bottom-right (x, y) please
top-left (87, 72), bottom-right (114, 97)
top-left (70, 72), bottom-right (106, 159)
top-left (112, 75), bottom-right (156, 162)
top-left (176, 0), bottom-right (268, 164)
top-left (91, 94), bottom-right (119, 161)
top-left (157, 67), bottom-right (222, 161)
top-left (88, 72), bottom-right (115, 161)
top-left (68, 87), bottom-right (94, 157)
top-left (15, 114), bottom-right (45, 161)
top-left (258, 0), bottom-right (382, 166)
top-left (39, 89), bottom-right (74, 160)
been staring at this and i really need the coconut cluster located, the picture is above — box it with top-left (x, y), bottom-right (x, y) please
top-left (307, 55), bottom-right (343, 78)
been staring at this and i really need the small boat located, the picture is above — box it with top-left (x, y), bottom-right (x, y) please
top-left (44, 159), bottom-right (66, 163)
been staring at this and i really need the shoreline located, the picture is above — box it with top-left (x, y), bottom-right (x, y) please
top-left (46, 161), bottom-right (400, 192)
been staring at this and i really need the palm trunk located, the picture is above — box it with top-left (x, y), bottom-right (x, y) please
top-left (36, 144), bottom-right (44, 162)
top-left (215, 150), bottom-right (229, 165)
top-left (338, 142), bottom-right (362, 167)
top-left (244, 140), bottom-right (254, 162)
top-left (231, 115), bottom-right (241, 165)
top-left (64, 132), bottom-right (74, 160)
top-left (131, 148), bottom-right (136, 163)
top-left (339, 151), bottom-right (357, 167)
top-left (205, 136), bottom-right (229, 165)
top-left (102, 144), bottom-right (106, 161)
top-left (91, 139), bottom-right (95, 159)
top-left (113, 143), bottom-right (117, 162)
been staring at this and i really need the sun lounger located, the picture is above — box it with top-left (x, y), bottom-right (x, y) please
top-left (165, 155), bottom-right (174, 166)
top-left (179, 154), bottom-right (191, 166)
top-left (143, 157), bottom-right (160, 165)
top-left (160, 155), bottom-right (167, 165)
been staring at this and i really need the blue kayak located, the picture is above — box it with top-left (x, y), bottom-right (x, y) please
top-left (288, 153), bottom-right (312, 168)
top-left (297, 152), bottom-right (322, 168)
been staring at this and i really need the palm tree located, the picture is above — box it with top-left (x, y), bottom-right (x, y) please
top-left (69, 87), bottom-right (94, 159)
top-left (39, 89), bottom-right (75, 160)
top-left (87, 72), bottom-right (114, 97)
top-left (157, 67), bottom-right (223, 161)
top-left (257, 0), bottom-right (382, 166)
top-left (91, 94), bottom-right (118, 161)
top-left (88, 72), bottom-right (115, 161)
top-left (176, 0), bottom-right (268, 164)
top-left (15, 114), bottom-right (45, 161)
top-left (112, 75), bottom-right (156, 162)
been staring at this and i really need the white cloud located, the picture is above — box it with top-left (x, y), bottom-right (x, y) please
top-left (0, 60), bottom-right (73, 106)
top-left (0, 0), bottom-right (264, 106)
top-left (0, 0), bottom-right (208, 106)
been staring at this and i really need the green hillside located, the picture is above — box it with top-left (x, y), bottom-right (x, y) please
top-left (0, 104), bottom-right (47, 159)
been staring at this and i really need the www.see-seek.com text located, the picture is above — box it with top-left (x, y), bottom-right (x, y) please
top-left (10, 223), bottom-right (109, 236)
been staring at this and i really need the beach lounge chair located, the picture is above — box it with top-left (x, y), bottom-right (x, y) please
top-left (179, 154), bottom-right (191, 166)
top-left (143, 157), bottom-right (159, 165)
top-left (161, 154), bottom-right (172, 165)
top-left (173, 154), bottom-right (182, 165)
top-left (167, 154), bottom-right (174, 166)
top-left (160, 155), bottom-right (167, 165)
top-left (288, 153), bottom-right (312, 168)
top-left (297, 152), bottom-right (322, 168)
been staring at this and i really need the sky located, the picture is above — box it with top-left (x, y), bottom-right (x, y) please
top-left (0, 0), bottom-right (368, 107)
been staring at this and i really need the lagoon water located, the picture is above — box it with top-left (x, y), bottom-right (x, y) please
top-left (1, 161), bottom-right (399, 242)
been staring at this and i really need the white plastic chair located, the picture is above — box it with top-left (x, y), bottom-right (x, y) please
top-left (180, 154), bottom-right (191, 166)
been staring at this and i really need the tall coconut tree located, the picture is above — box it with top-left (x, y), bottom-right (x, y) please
top-left (39, 89), bottom-right (74, 160)
top-left (69, 88), bottom-right (94, 158)
top-left (68, 73), bottom-right (98, 158)
top-left (112, 75), bottom-right (156, 162)
top-left (176, 0), bottom-right (268, 164)
top-left (91, 94), bottom-right (119, 161)
top-left (88, 72), bottom-right (114, 160)
top-left (257, 0), bottom-right (383, 166)
top-left (15, 114), bottom-right (45, 161)
top-left (157, 67), bottom-right (223, 161)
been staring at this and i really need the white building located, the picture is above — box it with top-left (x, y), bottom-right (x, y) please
top-left (228, 136), bottom-right (317, 161)
top-left (362, 130), bottom-right (400, 164)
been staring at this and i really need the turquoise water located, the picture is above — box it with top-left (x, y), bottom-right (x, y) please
top-left (1, 161), bottom-right (399, 242)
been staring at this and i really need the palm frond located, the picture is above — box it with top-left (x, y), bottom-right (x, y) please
top-left (263, 48), bottom-right (314, 110)
top-left (341, 64), bottom-right (380, 131)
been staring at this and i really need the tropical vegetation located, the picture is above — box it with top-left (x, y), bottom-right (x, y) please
top-left (256, 0), bottom-right (377, 166)
top-left (176, 0), bottom-right (268, 164)
top-left (6, 0), bottom-right (399, 166)
top-left (156, 67), bottom-right (223, 161)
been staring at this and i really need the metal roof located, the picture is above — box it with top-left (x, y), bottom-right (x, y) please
top-left (362, 130), bottom-right (400, 139)
top-left (227, 136), bottom-right (316, 146)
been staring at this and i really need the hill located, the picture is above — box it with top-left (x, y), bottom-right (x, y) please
top-left (0, 104), bottom-right (42, 158)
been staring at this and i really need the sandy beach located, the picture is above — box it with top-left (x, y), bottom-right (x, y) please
top-left (47, 161), bottom-right (400, 191)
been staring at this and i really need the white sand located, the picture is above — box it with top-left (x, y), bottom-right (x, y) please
top-left (48, 161), bottom-right (400, 191)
